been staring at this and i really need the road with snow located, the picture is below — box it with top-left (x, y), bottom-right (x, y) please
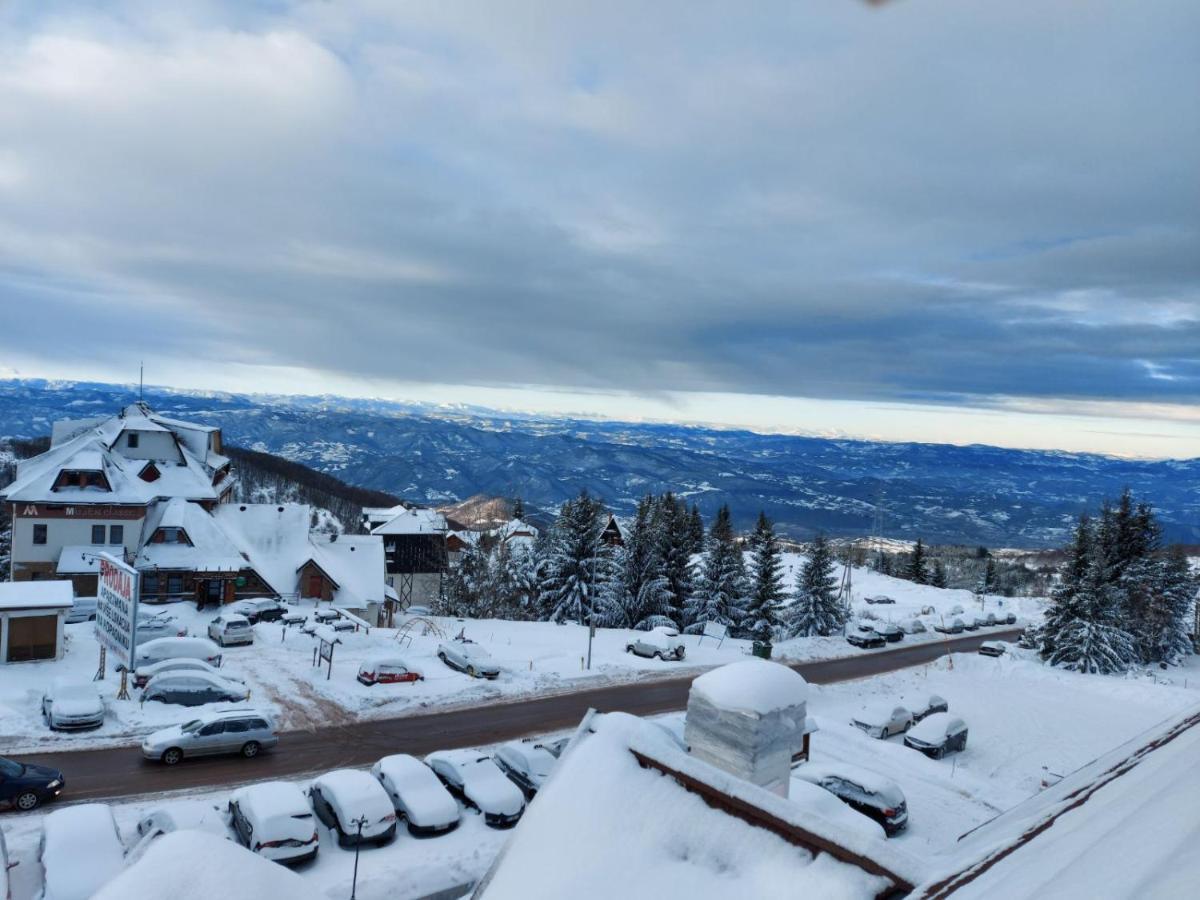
top-left (18, 629), bottom-right (1019, 803)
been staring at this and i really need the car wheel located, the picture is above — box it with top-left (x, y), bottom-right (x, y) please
top-left (467, 665), bottom-right (477, 678)
top-left (654, 651), bottom-right (665, 660)
top-left (438, 651), bottom-right (447, 663)
top-left (15, 790), bottom-right (40, 811)
top-left (625, 645), bottom-right (634, 654)
top-left (162, 747), bottom-right (184, 766)
top-left (241, 741), bottom-right (261, 759)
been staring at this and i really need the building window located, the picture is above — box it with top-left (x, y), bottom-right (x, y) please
top-left (142, 574), bottom-right (159, 594)
top-left (91, 524), bottom-right (106, 544)
top-left (128, 432), bottom-right (139, 448)
top-left (33, 523), bottom-right (47, 545)
top-left (167, 574), bottom-right (183, 595)
top-left (158, 528), bottom-right (184, 544)
top-left (109, 525), bottom-right (124, 544)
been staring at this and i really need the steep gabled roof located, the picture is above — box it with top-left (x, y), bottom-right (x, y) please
top-left (308, 533), bottom-right (387, 608)
top-left (372, 507), bottom-right (447, 535)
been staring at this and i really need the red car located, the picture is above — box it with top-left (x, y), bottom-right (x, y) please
top-left (357, 656), bottom-right (424, 686)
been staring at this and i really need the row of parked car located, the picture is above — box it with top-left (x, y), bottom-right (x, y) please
top-left (849, 693), bottom-right (970, 759)
top-left (846, 609), bottom-right (1017, 649)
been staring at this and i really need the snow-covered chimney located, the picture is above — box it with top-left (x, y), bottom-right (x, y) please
top-left (683, 659), bottom-right (808, 798)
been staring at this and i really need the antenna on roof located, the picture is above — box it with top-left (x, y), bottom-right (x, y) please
top-left (138, 361), bottom-right (144, 402)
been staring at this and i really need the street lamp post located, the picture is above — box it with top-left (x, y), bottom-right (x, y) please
top-left (349, 815), bottom-right (367, 899)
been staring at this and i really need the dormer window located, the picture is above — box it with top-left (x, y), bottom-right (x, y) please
top-left (52, 469), bottom-right (110, 492)
top-left (140, 462), bottom-right (161, 483)
top-left (127, 432), bottom-right (139, 449)
top-left (152, 527), bottom-right (189, 545)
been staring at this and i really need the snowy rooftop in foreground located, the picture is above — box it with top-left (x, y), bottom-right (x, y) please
top-left (690, 658), bottom-right (808, 714)
top-left (0, 580), bottom-right (74, 610)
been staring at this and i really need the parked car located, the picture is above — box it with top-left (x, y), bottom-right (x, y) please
top-left (357, 656), bottom-right (424, 686)
top-left (142, 671), bottom-right (250, 706)
top-left (208, 613), bottom-right (254, 647)
top-left (1003, 611), bottom-right (1017, 625)
top-left (405, 605), bottom-right (431, 617)
top-left (437, 640), bottom-right (501, 679)
top-left (134, 636), bottom-right (222, 669)
top-left (984, 612), bottom-right (998, 626)
top-left (788, 777), bottom-right (885, 842)
top-left (133, 657), bottom-right (244, 690)
top-left (961, 616), bottom-right (981, 632)
top-left (371, 754), bottom-right (461, 836)
top-left (228, 781), bottom-right (319, 865)
top-left (847, 629), bottom-right (886, 649)
top-left (904, 712), bottom-right (969, 759)
top-left (493, 740), bottom-right (559, 798)
top-left (142, 709), bottom-right (277, 765)
top-left (41, 679), bottom-right (105, 731)
top-left (850, 704), bottom-right (914, 739)
top-left (899, 618), bottom-right (927, 635)
top-left (865, 595), bottom-right (895, 605)
top-left (39, 804), bottom-right (125, 900)
top-left (64, 596), bottom-right (97, 624)
top-left (792, 762), bottom-right (909, 836)
top-left (872, 622), bottom-right (904, 643)
top-left (308, 769), bottom-right (397, 847)
top-left (625, 626), bottom-right (687, 661)
top-left (135, 800), bottom-right (230, 843)
top-left (933, 618), bottom-right (965, 635)
top-left (949, 604), bottom-right (965, 615)
top-left (979, 641), bottom-right (1008, 658)
top-left (0, 756), bottom-right (64, 812)
top-left (903, 693), bottom-right (949, 722)
top-left (134, 611), bottom-right (187, 642)
top-left (536, 736), bottom-right (572, 758)
top-left (425, 749), bottom-right (526, 828)
top-left (229, 598), bottom-right (289, 623)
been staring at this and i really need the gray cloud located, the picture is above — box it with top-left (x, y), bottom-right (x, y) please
top-left (0, 0), bottom-right (1197, 415)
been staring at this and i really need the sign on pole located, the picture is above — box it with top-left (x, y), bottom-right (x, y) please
top-left (699, 620), bottom-right (728, 648)
top-left (94, 552), bottom-right (140, 680)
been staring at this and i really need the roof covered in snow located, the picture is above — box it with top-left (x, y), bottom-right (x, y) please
top-left (372, 507), bottom-right (447, 535)
top-left (308, 533), bottom-right (386, 607)
top-left (690, 659), bottom-right (808, 715)
top-left (212, 503), bottom-right (314, 594)
top-left (0, 579), bottom-right (74, 610)
top-left (56, 545), bottom-right (103, 574)
top-left (136, 498), bottom-right (248, 573)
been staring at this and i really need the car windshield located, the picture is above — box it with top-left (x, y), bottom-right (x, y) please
top-left (0, 757), bottom-right (23, 777)
top-left (180, 719), bottom-right (204, 733)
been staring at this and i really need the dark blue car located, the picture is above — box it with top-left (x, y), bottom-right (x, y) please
top-left (0, 756), bottom-right (64, 812)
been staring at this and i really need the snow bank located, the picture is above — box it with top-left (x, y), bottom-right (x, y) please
top-left (690, 658), bottom-right (808, 714)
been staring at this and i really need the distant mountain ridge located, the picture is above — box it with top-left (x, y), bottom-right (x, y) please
top-left (0, 378), bottom-right (1196, 547)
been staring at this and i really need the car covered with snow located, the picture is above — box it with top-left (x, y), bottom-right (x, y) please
top-left (904, 712), bottom-right (969, 759)
top-left (134, 636), bottom-right (223, 669)
top-left (133, 657), bottom-right (244, 689)
top-left (229, 598), bottom-right (289, 623)
top-left (437, 640), bottom-right (501, 679)
top-left (308, 769), bottom-right (397, 847)
top-left (357, 655), bottom-right (424, 686)
top-left (425, 749), bottom-right (526, 828)
top-left (625, 626), bottom-right (686, 661)
top-left (142, 709), bottom-right (276, 765)
top-left (493, 740), bottom-right (559, 798)
top-left (39, 804), bottom-right (125, 900)
top-left (228, 781), bottom-right (319, 865)
top-left (850, 703), bottom-right (914, 739)
top-left (41, 679), bottom-right (105, 731)
top-left (871, 621), bottom-right (904, 643)
top-left (65, 596), bottom-right (98, 624)
top-left (846, 627), bottom-right (886, 649)
top-left (135, 800), bottom-right (231, 844)
top-left (902, 693), bottom-right (949, 722)
top-left (142, 671), bottom-right (250, 706)
top-left (864, 595), bottom-right (895, 605)
top-left (787, 777), bottom-right (886, 842)
top-left (978, 640), bottom-right (1009, 657)
top-left (208, 613), bottom-right (254, 647)
top-left (899, 618), bottom-right (927, 635)
top-left (371, 754), bottom-right (460, 835)
top-left (933, 617), bottom-right (965, 635)
top-left (791, 762), bottom-right (909, 836)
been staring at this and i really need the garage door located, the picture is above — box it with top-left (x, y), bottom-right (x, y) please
top-left (6, 614), bottom-right (58, 662)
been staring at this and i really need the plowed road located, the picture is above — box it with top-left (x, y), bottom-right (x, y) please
top-left (18, 630), bottom-right (1019, 803)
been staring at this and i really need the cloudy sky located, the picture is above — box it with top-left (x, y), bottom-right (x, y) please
top-left (1, 0), bottom-right (1197, 457)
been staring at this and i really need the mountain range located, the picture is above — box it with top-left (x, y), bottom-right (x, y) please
top-left (0, 378), bottom-right (1195, 547)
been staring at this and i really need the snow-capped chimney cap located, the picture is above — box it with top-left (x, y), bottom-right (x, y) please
top-left (689, 659), bottom-right (808, 715)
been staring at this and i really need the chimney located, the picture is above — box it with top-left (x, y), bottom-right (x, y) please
top-left (683, 659), bottom-right (808, 798)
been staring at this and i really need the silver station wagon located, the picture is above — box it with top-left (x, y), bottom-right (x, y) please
top-left (142, 709), bottom-right (278, 765)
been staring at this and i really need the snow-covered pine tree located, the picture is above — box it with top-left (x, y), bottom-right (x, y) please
top-left (492, 539), bottom-right (537, 620)
top-left (440, 539), bottom-right (490, 617)
top-left (655, 493), bottom-right (695, 627)
top-left (1047, 556), bottom-right (1136, 674)
top-left (906, 538), bottom-right (929, 584)
top-left (1125, 546), bottom-right (1197, 665)
top-left (930, 560), bottom-right (948, 589)
top-left (512, 496), bottom-right (525, 521)
top-left (688, 504), bottom-right (705, 555)
top-left (1039, 514), bottom-right (1092, 660)
top-left (743, 511), bottom-right (785, 642)
top-left (786, 533), bottom-right (848, 637)
top-left (686, 504), bottom-right (747, 632)
top-left (537, 491), bottom-right (614, 625)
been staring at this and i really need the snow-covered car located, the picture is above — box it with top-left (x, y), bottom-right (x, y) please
top-left (846, 629), bottom-right (885, 649)
top-left (625, 626), bottom-right (686, 661)
top-left (984, 612), bottom-right (998, 626)
top-left (904, 712), bottom-right (969, 759)
top-left (978, 641), bottom-right (1008, 658)
top-left (961, 615), bottom-right (981, 632)
top-left (787, 777), bottom-right (886, 842)
top-left (308, 769), bottom-right (397, 847)
top-left (493, 740), bottom-right (559, 798)
top-left (536, 736), bottom-right (572, 758)
top-left (134, 636), bottom-right (223, 669)
top-left (40, 804), bottom-right (125, 900)
top-left (208, 613), bottom-right (254, 647)
top-left (142, 671), bottom-right (250, 706)
top-left (792, 762), bottom-right (909, 836)
top-left (133, 657), bottom-right (244, 690)
top-left (872, 621), bottom-right (904, 643)
top-left (357, 656), bottom-right (424, 686)
top-left (864, 595), bottom-right (895, 605)
top-left (949, 604), bottom-right (965, 615)
top-left (425, 749), bottom-right (526, 828)
top-left (1003, 611), bottom-right (1017, 625)
top-left (133, 800), bottom-right (232, 852)
top-left (229, 598), bottom-right (289, 624)
top-left (228, 781), bottom-right (319, 865)
top-left (851, 704), bottom-right (914, 739)
top-left (899, 618), bottom-right (927, 635)
top-left (903, 693), bottom-right (949, 723)
top-left (142, 710), bottom-right (276, 765)
top-left (933, 618), bottom-right (965, 635)
top-left (437, 640), bottom-right (500, 679)
top-left (41, 679), bottom-right (105, 731)
top-left (371, 754), bottom-right (461, 836)
top-left (65, 596), bottom-right (98, 624)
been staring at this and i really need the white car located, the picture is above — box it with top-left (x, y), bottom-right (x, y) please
top-left (64, 596), bottom-right (98, 624)
top-left (40, 804), bottom-right (125, 900)
top-left (135, 801), bottom-right (231, 843)
top-left (788, 777), bottom-right (886, 842)
top-left (904, 713), bottom-right (969, 759)
top-left (493, 740), bottom-right (559, 797)
top-left (625, 626), bottom-right (686, 661)
top-left (437, 640), bottom-right (500, 679)
top-left (134, 636), bottom-right (223, 669)
top-left (899, 618), bottom-right (927, 635)
top-left (134, 611), bottom-right (187, 643)
top-left (850, 703), bottom-right (914, 739)
top-left (133, 657), bottom-right (244, 690)
top-left (372, 754), bottom-right (461, 835)
top-left (308, 769), bottom-right (398, 847)
top-left (902, 693), bottom-right (949, 722)
top-left (208, 613), bottom-right (254, 647)
top-left (425, 749), bottom-right (525, 828)
top-left (41, 679), bottom-right (105, 731)
top-left (228, 781), bottom-right (319, 865)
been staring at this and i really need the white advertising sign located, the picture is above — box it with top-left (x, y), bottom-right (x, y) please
top-left (94, 552), bottom-right (140, 670)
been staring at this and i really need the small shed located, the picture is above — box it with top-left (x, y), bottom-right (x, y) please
top-left (0, 580), bottom-right (74, 664)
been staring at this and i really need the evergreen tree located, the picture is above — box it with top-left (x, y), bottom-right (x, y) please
top-left (743, 511), bottom-right (786, 642)
top-left (688, 504), bottom-right (705, 555)
top-left (492, 540), bottom-right (537, 620)
top-left (655, 493), bottom-right (695, 627)
top-left (537, 491), bottom-right (614, 624)
top-left (1047, 556), bottom-right (1136, 674)
top-left (512, 496), bottom-right (525, 521)
top-left (1040, 515), bottom-right (1093, 660)
top-left (686, 505), bottom-right (747, 631)
top-left (786, 533), bottom-right (848, 637)
top-left (977, 557), bottom-right (998, 595)
top-left (439, 540), bottom-right (491, 617)
top-left (930, 560), bottom-right (948, 589)
top-left (906, 539), bottom-right (929, 585)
